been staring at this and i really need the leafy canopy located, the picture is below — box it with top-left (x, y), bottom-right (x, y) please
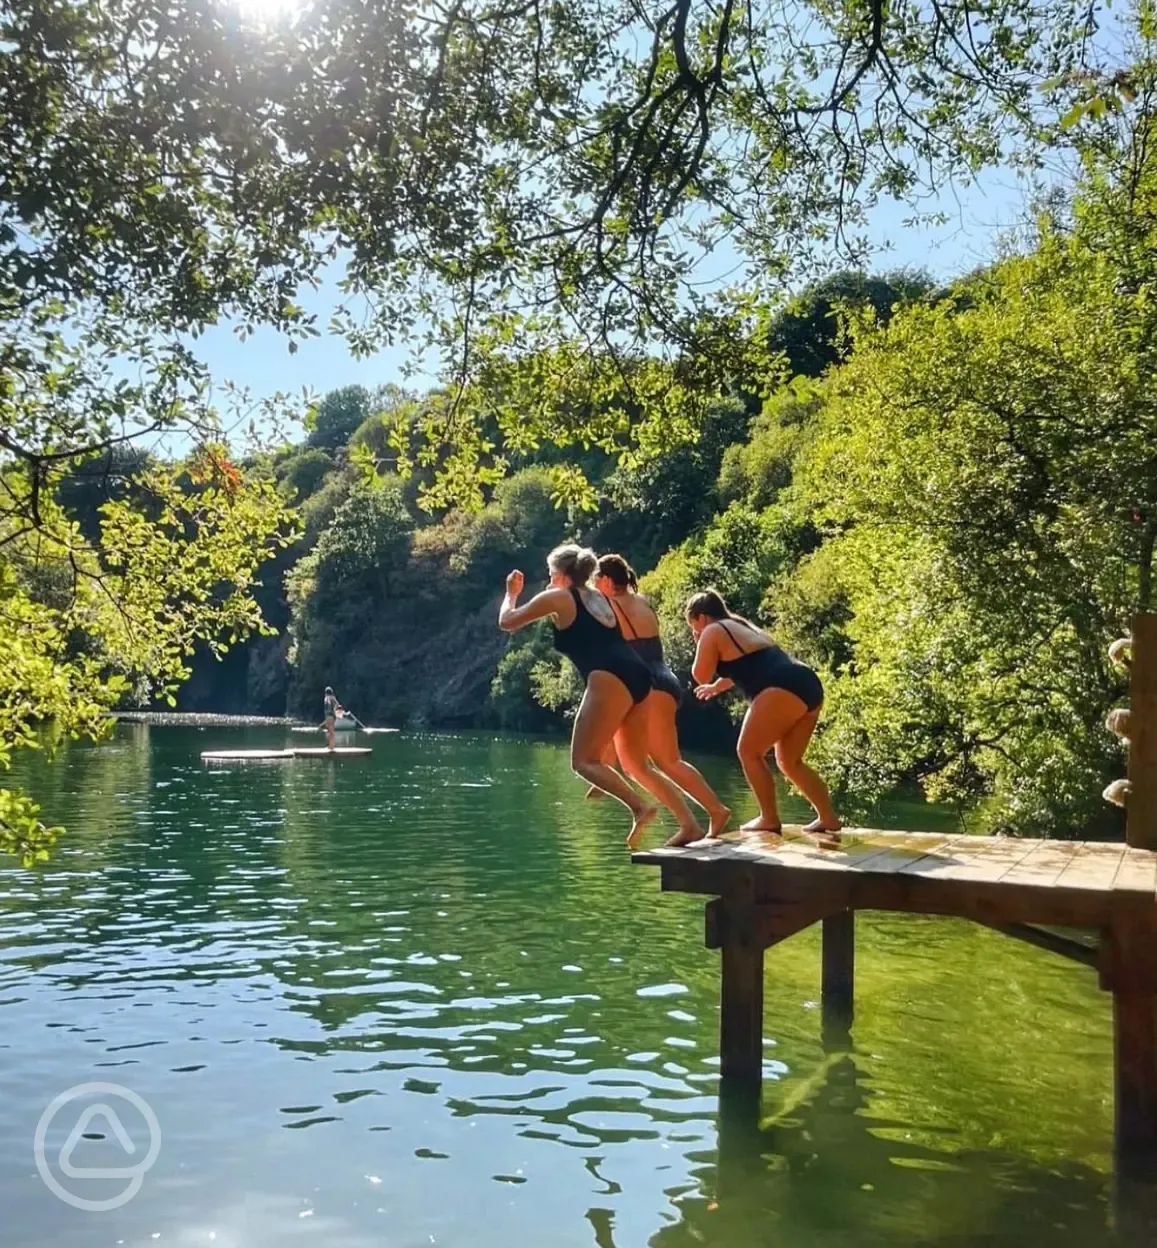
top-left (0, 0), bottom-right (1134, 506)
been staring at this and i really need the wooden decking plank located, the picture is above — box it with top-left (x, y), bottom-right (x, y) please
top-left (724, 829), bottom-right (949, 875)
top-left (1055, 843), bottom-right (1128, 892)
top-left (894, 834), bottom-right (1029, 881)
top-left (999, 840), bottom-right (1088, 888)
top-left (1112, 847), bottom-right (1157, 898)
top-left (841, 833), bottom-right (959, 876)
top-left (935, 837), bottom-right (1046, 884)
top-left (735, 838), bottom-right (855, 873)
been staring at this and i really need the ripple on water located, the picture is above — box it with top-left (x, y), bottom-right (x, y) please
top-left (0, 724), bottom-right (1128, 1248)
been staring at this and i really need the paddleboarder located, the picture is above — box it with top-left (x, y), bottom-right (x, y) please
top-left (323, 686), bottom-right (343, 750)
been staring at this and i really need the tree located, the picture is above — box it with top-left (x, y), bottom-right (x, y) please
top-left (276, 448), bottom-right (334, 501)
top-left (595, 397), bottom-right (751, 569)
top-left (784, 121), bottom-right (1157, 834)
top-left (0, 0), bottom-right (1133, 511)
top-left (1, 446), bottom-right (295, 862)
top-left (307, 386), bottom-right (374, 450)
top-left (766, 271), bottom-right (934, 380)
top-left (286, 479), bottom-right (416, 702)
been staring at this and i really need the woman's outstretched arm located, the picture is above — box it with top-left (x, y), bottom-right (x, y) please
top-left (498, 570), bottom-right (572, 632)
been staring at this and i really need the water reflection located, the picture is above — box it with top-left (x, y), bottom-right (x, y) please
top-left (0, 725), bottom-right (1136, 1247)
top-left (659, 1055), bottom-right (1127, 1248)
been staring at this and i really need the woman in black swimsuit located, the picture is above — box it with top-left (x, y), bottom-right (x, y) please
top-left (686, 588), bottom-right (840, 837)
top-left (594, 555), bottom-right (730, 843)
top-left (499, 544), bottom-right (702, 845)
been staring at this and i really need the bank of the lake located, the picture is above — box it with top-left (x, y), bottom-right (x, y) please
top-left (0, 724), bottom-right (1122, 1246)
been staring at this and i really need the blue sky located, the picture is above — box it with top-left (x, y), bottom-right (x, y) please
top-left (196, 162), bottom-right (1043, 426)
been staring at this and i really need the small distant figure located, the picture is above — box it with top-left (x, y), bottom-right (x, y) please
top-left (323, 686), bottom-right (343, 750)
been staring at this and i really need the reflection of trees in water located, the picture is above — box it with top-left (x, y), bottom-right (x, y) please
top-left (8, 726), bottom-right (1144, 1248)
top-left (262, 734), bottom-right (722, 1044)
top-left (13, 722), bottom-right (154, 850)
top-left (0, 725), bottom-right (156, 948)
top-left (649, 1053), bottom-right (1132, 1248)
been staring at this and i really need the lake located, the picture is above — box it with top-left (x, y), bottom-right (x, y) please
top-left (0, 723), bottom-right (1129, 1246)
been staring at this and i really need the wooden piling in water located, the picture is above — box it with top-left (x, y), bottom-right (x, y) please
top-left (1113, 612), bottom-right (1157, 1176)
top-left (1127, 613), bottom-right (1157, 850)
top-left (821, 911), bottom-right (854, 1034)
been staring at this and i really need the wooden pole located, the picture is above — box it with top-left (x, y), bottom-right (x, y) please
top-left (719, 915), bottom-right (764, 1084)
top-left (821, 911), bottom-right (855, 1031)
top-left (1113, 988), bottom-right (1157, 1179)
top-left (1127, 612), bottom-right (1157, 850)
top-left (1103, 916), bottom-right (1157, 1180)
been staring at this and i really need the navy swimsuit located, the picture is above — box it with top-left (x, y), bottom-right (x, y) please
top-left (610, 599), bottom-right (683, 705)
top-left (715, 621), bottom-right (823, 711)
top-left (552, 588), bottom-right (652, 705)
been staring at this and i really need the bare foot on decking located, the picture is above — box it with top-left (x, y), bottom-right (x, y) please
top-left (665, 821), bottom-right (707, 848)
top-left (803, 817), bottom-right (842, 835)
top-left (626, 806), bottom-right (658, 849)
top-left (585, 784), bottom-right (605, 800)
top-left (741, 815), bottom-right (782, 834)
top-left (802, 817), bottom-right (842, 848)
top-left (704, 805), bottom-right (732, 839)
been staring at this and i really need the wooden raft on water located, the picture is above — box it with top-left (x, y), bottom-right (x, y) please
top-left (633, 611), bottom-right (1157, 1185)
top-left (200, 747), bottom-right (373, 762)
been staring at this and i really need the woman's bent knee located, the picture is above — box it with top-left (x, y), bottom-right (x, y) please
top-left (737, 741), bottom-right (765, 765)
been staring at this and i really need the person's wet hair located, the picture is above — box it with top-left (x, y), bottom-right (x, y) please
top-left (548, 543), bottom-right (598, 586)
top-left (685, 588), bottom-right (757, 629)
top-left (596, 553), bottom-right (638, 591)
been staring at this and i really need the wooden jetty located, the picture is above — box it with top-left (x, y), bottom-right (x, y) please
top-left (633, 613), bottom-right (1157, 1182)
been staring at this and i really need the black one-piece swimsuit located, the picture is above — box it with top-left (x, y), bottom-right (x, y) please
top-left (609, 599), bottom-right (684, 705)
top-left (552, 588), bottom-right (653, 704)
top-left (715, 621), bottom-right (823, 711)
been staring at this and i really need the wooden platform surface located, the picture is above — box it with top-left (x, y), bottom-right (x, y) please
top-left (633, 828), bottom-right (1157, 928)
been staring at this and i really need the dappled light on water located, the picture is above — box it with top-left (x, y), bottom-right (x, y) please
top-left (0, 725), bottom-right (1129, 1246)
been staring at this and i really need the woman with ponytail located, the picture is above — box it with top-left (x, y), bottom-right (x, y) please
top-left (686, 589), bottom-right (839, 837)
top-left (594, 554), bottom-right (731, 841)
top-left (499, 544), bottom-right (704, 846)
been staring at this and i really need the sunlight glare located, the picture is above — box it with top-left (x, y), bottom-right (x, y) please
top-left (231, 0), bottom-right (307, 24)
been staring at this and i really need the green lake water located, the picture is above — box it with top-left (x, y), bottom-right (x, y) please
top-left (0, 724), bottom-right (1135, 1246)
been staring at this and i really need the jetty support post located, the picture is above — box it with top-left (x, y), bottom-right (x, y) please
top-left (821, 911), bottom-right (855, 1041)
top-left (1127, 612), bottom-right (1157, 851)
top-left (706, 888), bottom-right (765, 1086)
top-left (1107, 612), bottom-right (1157, 1178)
top-left (706, 880), bottom-right (848, 1086)
top-left (1102, 913), bottom-right (1157, 1181)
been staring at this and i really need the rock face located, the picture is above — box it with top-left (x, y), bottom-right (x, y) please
top-left (175, 598), bottom-right (520, 731)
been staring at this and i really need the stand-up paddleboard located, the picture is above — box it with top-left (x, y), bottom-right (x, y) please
top-left (201, 747), bottom-right (373, 762)
top-left (201, 749), bottom-right (294, 762)
top-left (291, 747), bottom-right (373, 758)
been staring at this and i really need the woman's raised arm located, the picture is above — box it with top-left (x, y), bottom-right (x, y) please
top-left (498, 571), bottom-right (572, 632)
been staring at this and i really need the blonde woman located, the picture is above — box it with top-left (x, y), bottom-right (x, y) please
top-left (499, 544), bottom-right (704, 846)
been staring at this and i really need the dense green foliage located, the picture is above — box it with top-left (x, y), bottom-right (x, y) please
top-left (196, 109), bottom-right (1157, 839)
top-left (0, 0), bottom-right (1134, 512)
top-left (2, 0), bottom-right (1153, 859)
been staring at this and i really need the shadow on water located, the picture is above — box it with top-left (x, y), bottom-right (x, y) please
top-left (653, 1050), bottom-right (1139, 1248)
